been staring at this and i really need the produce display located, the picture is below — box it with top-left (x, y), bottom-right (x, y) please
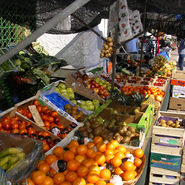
top-left (157, 119), bottom-right (184, 128)
top-left (0, 147), bottom-right (26, 172)
top-left (79, 116), bottom-right (140, 145)
top-left (20, 138), bottom-right (145, 184)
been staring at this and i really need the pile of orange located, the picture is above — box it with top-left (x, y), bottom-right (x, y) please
top-left (21, 136), bottom-right (144, 185)
top-left (121, 85), bottom-right (165, 98)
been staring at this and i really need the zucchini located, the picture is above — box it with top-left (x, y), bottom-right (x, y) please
top-left (121, 68), bottom-right (131, 75)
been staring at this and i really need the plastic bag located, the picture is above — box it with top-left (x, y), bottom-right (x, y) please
top-left (0, 132), bottom-right (43, 184)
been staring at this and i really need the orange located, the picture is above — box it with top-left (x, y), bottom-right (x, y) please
top-left (86, 148), bottom-right (96, 159)
top-left (94, 154), bottom-right (105, 165)
top-left (73, 177), bottom-right (86, 185)
top-left (65, 171), bottom-right (78, 183)
top-left (69, 146), bottom-right (78, 155)
top-left (60, 181), bottom-right (72, 185)
top-left (41, 176), bottom-right (54, 185)
top-left (76, 145), bottom-right (88, 155)
top-left (63, 169), bottom-right (69, 176)
top-left (37, 160), bottom-right (45, 169)
top-left (134, 157), bottom-right (143, 167)
top-left (105, 154), bottom-right (115, 163)
top-left (67, 160), bottom-right (80, 171)
top-left (104, 149), bottom-right (114, 156)
top-left (87, 142), bottom-right (95, 149)
top-left (133, 148), bottom-right (144, 158)
top-left (106, 142), bottom-right (115, 150)
top-left (122, 170), bottom-right (136, 181)
top-left (82, 159), bottom-right (95, 168)
top-left (63, 151), bottom-right (75, 162)
top-left (122, 161), bottom-right (135, 171)
top-left (76, 165), bottom-right (89, 177)
top-left (114, 151), bottom-right (125, 159)
top-left (38, 162), bottom-right (50, 174)
top-left (87, 172), bottom-right (100, 184)
top-left (45, 154), bottom-right (58, 165)
top-left (89, 165), bottom-right (100, 175)
top-left (116, 146), bottom-right (127, 154)
top-left (68, 140), bottom-right (79, 148)
top-left (95, 180), bottom-right (106, 185)
top-left (53, 172), bottom-right (65, 185)
top-left (75, 155), bottom-right (86, 164)
top-left (100, 169), bottom-right (111, 180)
top-left (31, 170), bottom-right (46, 184)
top-left (59, 152), bottom-right (64, 160)
top-left (114, 167), bottom-right (123, 175)
top-left (106, 184), bottom-right (114, 185)
top-left (21, 178), bottom-right (34, 185)
top-left (49, 168), bottom-right (57, 177)
top-left (96, 142), bottom-right (106, 153)
top-left (110, 156), bottom-right (122, 167)
top-left (53, 146), bottom-right (64, 157)
top-left (93, 136), bottom-right (103, 145)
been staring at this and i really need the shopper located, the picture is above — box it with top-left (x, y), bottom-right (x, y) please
top-left (178, 38), bottom-right (185, 70)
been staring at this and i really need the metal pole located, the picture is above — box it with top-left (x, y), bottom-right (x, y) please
top-left (111, 0), bottom-right (119, 89)
top-left (117, 14), bottom-right (176, 49)
top-left (139, 0), bottom-right (147, 76)
top-left (72, 14), bottom-right (108, 43)
top-left (0, 0), bottom-right (90, 64)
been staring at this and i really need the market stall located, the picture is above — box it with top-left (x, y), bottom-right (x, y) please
top-left (0, 0), bottom-right (185, 185)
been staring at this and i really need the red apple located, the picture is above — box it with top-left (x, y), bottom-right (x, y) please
top-left (94, 88), bottom-right (100, 94)
top-left (98, 85), bottom-right (104, 90)
top-left (2, 122), bottom-right (11, 131)
top-left (90, 80), bottom-right (96, 85)
top-left (104, 92), bottom-right (110, 97)
top-left (54, 117), bottom-right (60, 124)
top-left (90, 84), bottom-right (96, 90)
top-left (100, 94), bottom-right (105, 99)
top-left (95, 83), bottom-right (99, 88)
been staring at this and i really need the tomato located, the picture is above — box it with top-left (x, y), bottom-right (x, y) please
top-left (12, 115), bottom-right (19, 121)
top-left (0, 123), bottom-right (2, 128)
top-left (47, 116), bottom-right (54, 123)
top-left (33, 100), bottom-right (40, 106)
top-left (36, 131), bottom-right (43, 136)
top-left (28, 128), bottom-right (36, 135)
top-left (1, 117), bottom-right (10, 125)
top-left (12, 123), bottom-right (19, 129)
top-left (25, 121), bottom-right (32, 127)
top-left (44, 121), bottom-right (50, 128)
top-left (44, 109), bottom-right (51, 116)
top-left (16, 120), bottom-right (22, 125)
top-left (51, 111), bottom-right (58, 117)
top-left (12, 128), bottom-right (20, 134)
top-left (26, 125), bottom-right (34, 131)
top-left (19, 128), bottom-right (27, 135)
top-left (36, 106), bottom-right (42, 113)
top-left (57, 123), bottom-right (64, 130)
top-left (2, 122), bottom-right (12, 131)
top-left (54, 117), bottom-right (60, 124)
top-left (18, 123), bottom-right (26, 130)
top-left (26, 112), bottom-right (32, 119)
top-left (17, 108), bottom-right (23, 114)
top-left (41, 106), bottom-right (49, 113)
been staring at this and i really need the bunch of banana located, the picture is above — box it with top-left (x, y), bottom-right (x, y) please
top-left (0, 147), bottom-right (26, 172)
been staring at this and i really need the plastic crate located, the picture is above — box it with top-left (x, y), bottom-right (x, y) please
top-left (5, 69), bottom-right (47, 102)
top-left (0, 48), bottom-right (17, 79)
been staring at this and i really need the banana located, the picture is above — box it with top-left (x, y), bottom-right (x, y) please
top-left (0, 147), bottom-right (23, 158)
top-left (7, 152), bottom-right (26, 168)
top-left (1, 163), bottom-right (8, 171)
top-left (0, 155), bottom-right (11, 167)
top-left (6, 160), bottom-right (20, 173)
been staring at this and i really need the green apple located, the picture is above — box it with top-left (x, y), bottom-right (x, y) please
top-left (92, 99), bottom-right (99, 106)
top-left (60, 89), bottom-right (67, 94)
top-left (86, 100), bottom-right (93, 106)
top-left (95, 77), bottom-right (100, 83)
top-left (98, 82), bottom-right (104, 86)
top-left (80, 104), bottom-right (88, 110)
top-left (58, 83), bottom-right (66, 89)
top-left (66, 88), bottom-right (74, 94)
top-left (62, 93), bottom-right (69, 100)
top-left (78, 100), bottom-right (85, 105)
top-left (87, 104), bottom-right (95, 111)
top-left (68, 92), bottom-right (75, 100)
top-left (54, 87), bottom-right (60, 93)
top-left (100, 80), bottom-right (105, 84)
top-left (102, 84), bottom-right (107, 89)
top-left (94, 104), bottom-right (100, 110)
top-left (71, 100), bottom-right (77, 104)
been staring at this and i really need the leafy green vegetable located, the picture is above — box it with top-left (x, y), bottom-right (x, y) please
top-left (33, 45), bottom-right (49, 56)
top-left (0, 61), bottom-right (12, 71)
top-left (32, 68), bottom-right (50, 84)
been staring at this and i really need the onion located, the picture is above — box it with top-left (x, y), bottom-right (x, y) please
top-left (108, 46), bottom-right (113, 51)
top-left (108, 41), bottom-right (113, 47)
top-left (105, 49), bottom-right (109, 54)
top-left (104, 44), bottom-right (109, 49)
top-left (105, 53), bottom-right (110, 57)
top-left (107, 37), bottom-right (113, 42)
top-left (102, 42), bottom-right (106, 47)
top-left (100, 53), bottom-right (104, 58)
top-left (107, 53), bottom-right (112, 57)
top-left (101, 49), bottom-right (105, 53)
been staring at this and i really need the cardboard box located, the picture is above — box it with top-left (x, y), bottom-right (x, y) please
top-left (172, 70), bottom-right (185, 80)
top-left (169, 97), bottom-right (185, 111)
top-left (171, 79), bottom-right (185, 86)
top-left (172, 85), bottom-right (185, 98)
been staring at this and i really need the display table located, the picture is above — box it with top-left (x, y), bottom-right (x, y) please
top-left (136, 80), bottom-right (171, 185)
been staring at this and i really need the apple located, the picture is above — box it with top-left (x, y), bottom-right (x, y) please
top-left (66, 88), bottom-right (74, 94)
top-left (77, 100), bottom-right (85, 105)
top-left (60, 89), bottom-right (67, 94)
top-left (54, 87), bottom-right (60, 93)
top-left (94, 88), bottom-right (100, 94)
top-left (98, 82), bottom-right (104, 86)
top-left (98, 85), bottom-right (104, 90)
top-left (92, 99), bottom-right (100, 106)
top-left (90, 80), bottom-right (96, 85)
top-left (2, 122), bottom-right (12, 131)
top-left (100, 80), bottom-right (105, 84)
top-left (58, 83), bottom-right (66, 89)
top-left (80, 104), bottom-right (88, 110)
top-left (68, 92), bottom-right (75, 100)
top-left (87, 104), bottom-right (95, 111)
top-left (85, 100), bottom-right (93, 106)
top-left (54, 117), bottom-right (60, 124)
top-left (100, 94), bottom-right (105, 99)
top-left (62, 93), bottom-right (69, 100)
top-left (99, 89), bottom-right (107, 95)
top-left (156, 95), bottom-right (163, 102)
top-left (149, 94), bottom-right (155, 99)
top-left (102, 84), bottom-right (107, 89)
top-left (82, 74), bottom-right (89, 80)
top-left (90, 84), bottom-right (96, 90)
top-left (71, 100), bottom-right (77, 104)
top-left (104, 92), bottom-right (110, 97)
top-left (95, 77), bottom-right (100, 83)
top-left (95, 83), bottom-right (100, 88)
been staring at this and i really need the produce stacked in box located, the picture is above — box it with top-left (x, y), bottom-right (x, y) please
top-left (16, 98), bottom-right (78, 142)
top-left (20, 137), bottom-right (145, 184)
top-left (79, 116), bottom-right (140, 145)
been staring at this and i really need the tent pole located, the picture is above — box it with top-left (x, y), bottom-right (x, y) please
top-left (117, 14), bottom-right (176, 48)
top-left (139, 0), bottom-right (147, 76)
top-left (111, 0), bottom-right (119, 89)
top-left (72, 14), bottom-right (108, 43)
top-left (0, 0), bottom-right (90, 65)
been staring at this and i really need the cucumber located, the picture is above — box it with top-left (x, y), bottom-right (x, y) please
top-left (121, 68), bottom-right (131, 75)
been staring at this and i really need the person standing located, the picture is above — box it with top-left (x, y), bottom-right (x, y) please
top-left (178, 38), bottom-right (185, 70)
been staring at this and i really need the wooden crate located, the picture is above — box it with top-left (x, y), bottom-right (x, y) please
top-left (181, 147), bottom-right (185, 173)
top-left (149, 167), bottom-right (181, 185)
